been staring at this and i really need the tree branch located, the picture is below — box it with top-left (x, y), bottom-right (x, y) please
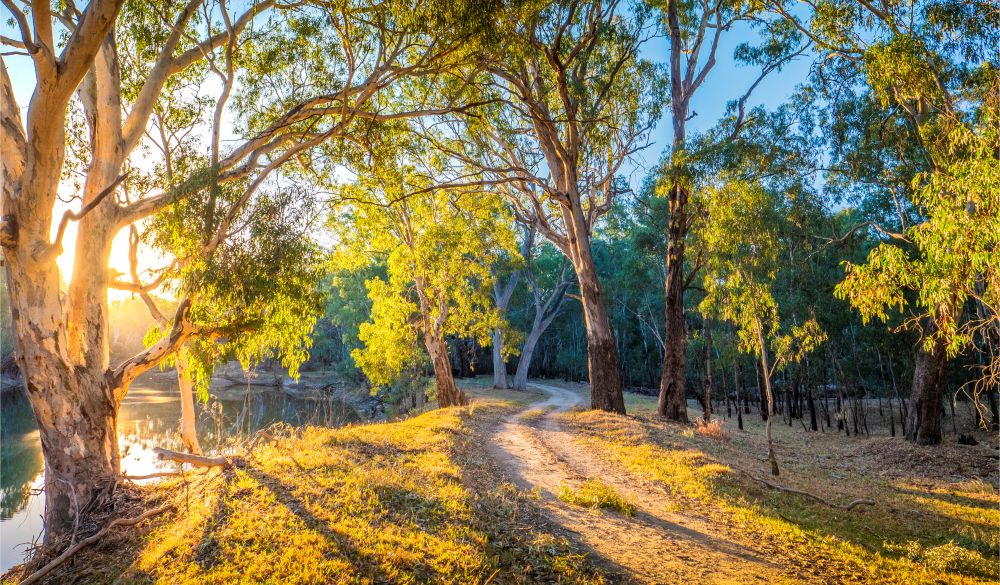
top-left (41, 173), bottom-right (125, 260)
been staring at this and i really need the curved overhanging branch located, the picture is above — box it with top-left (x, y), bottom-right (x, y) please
top-left (111, 298), bottom-right (195, 397)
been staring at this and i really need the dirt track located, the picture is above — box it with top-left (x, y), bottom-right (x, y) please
top-left (487, 383), bottom-right (804, 584)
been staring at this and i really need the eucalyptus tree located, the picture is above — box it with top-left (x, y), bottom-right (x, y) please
top-left (330, 132), bottom-right (519, 408)
top-left (768, 0), bottom-right (998, 444)
top-left (650, 0), bottom-right (809, 422)
top-left (425, 0), bottom-right (664, 412)
top-left (699, 179), bottom-right (825, 475)
top-left (0, 0), bottom-right (492, 541)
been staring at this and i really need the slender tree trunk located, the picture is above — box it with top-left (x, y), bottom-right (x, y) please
top-left (702, 318), bottom-right (713, 423)
top-left (907, 339), bottom-right (948, 445)
top-left (807, 387), bottom-right (818, 432)
top-left (756, 320), bottom-right (779, 476)
top-left (176, 350), bottom-right (203, 455)
top-left (734, 366), bottom-right (744, 430)
top-left (425, 333), bottom-right (467, 408)
top-left (513, 327), bottom-right (543, 391)
top-left (491, 328), bottom-right (508, 389)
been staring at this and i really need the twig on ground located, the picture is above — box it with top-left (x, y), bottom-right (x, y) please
top-left (118, 471), bottom-right (185, 482)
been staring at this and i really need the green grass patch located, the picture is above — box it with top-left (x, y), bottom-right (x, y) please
top-left (558, 479), bottom-right (636, 517)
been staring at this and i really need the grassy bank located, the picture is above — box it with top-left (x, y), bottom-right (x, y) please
top-left (558, 389), bottom-right (999, 585)
top-left (8, 387), bottom-right (603, 585)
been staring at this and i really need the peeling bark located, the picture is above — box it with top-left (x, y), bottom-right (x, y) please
top-left (425, 332), bottom-right (467, 408)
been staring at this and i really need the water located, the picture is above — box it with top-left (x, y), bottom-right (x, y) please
top-left (0, 373), bottom-right (363, 572)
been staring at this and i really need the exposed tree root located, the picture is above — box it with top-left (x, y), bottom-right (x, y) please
top-left (118, 471), bottom-right (185, 482)
top-left (741, 471), bottom-right (876, 511)
top-left (19, 504), bottom-right (173, 585)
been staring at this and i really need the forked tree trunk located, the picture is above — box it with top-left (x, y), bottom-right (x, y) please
top-left (513, 328), bottom-right (543, 391)
top-left (176, 350), bottom-right (203, 455)
top-left (3, 191), bottom-right (124, 541)
top-left (425, 333), bottom-right (467, 408)
top-left (907, 339), bottom-right (948, 445)
top-left (756, 320), bottom-right (779, 476)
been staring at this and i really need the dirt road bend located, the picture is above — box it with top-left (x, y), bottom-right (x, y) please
top-left (486, 383), bottom-right (803, 584)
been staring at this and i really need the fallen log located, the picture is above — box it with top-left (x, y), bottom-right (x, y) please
top-left (20, 504), bottom-right (173, 585)
top-left (153, 448), bottom-right (229, 468)
top-left (742, 471), bottom-right (875, 511)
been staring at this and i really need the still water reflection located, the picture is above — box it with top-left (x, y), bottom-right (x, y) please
top-left (0, 374), bottom-right (362, 572)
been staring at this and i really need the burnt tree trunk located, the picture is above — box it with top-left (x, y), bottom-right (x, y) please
top-left (658, 178), bottom-right (688, 421)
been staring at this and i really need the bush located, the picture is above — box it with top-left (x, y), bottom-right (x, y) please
top-left (886, 540), bottom-right (997, 580)
top-left (695, 418), bottom-right (730, 441)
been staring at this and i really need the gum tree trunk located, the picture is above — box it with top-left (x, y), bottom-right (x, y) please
top-left (564, 205), bottom-right (624, 414)
top-left (425, 333), bottom-right (467, 408)
top-left (907, 339), bottom-right (948, 445)
top-left (176, 350), bottom-right (203, 454)
top-left (491, 329), bottom-right (509, 389)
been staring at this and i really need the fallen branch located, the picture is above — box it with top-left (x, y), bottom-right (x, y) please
top-left (742, 471), bottom-right (875, 511)
top-left (154, 447), bottom-right (229, 468)
top-left (20, 504), bottom-right (173, 585)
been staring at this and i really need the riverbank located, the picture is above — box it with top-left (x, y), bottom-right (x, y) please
top-left (3, 382), bottom-right (997, 584)
top-left (3, 387), bottom-right (601, 585)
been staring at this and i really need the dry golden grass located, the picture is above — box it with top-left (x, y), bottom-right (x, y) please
top-left (694, 418), bottom-right (730, 441)
top-left (37, 398), bottom-right (604, 585)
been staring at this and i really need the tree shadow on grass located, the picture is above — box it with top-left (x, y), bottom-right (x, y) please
top-left (239, 465), bottom-right (395, 584)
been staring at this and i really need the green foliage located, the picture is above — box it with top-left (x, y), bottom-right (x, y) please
top-left (330, 132), bottom-right (520, 389)
top-left (698, 180), bottom-right (783, 356)
top-left (144, 187), bottom-right (326, 398)
top-left (836, 121), bottom-right (1000, 359)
